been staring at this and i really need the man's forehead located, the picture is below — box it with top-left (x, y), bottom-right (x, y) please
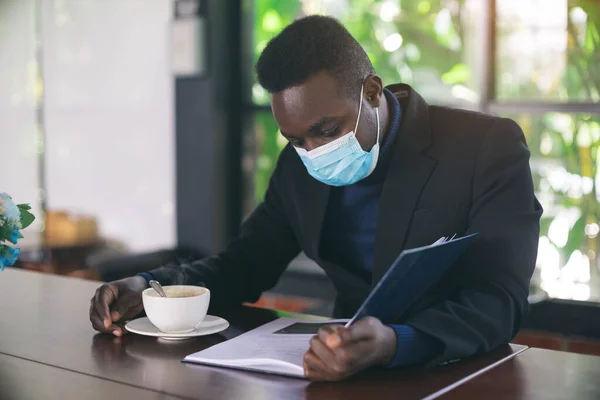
top-left (273, 73), bottom-right (340, 103)
top-left (270, 72), bottom-right (351, 123)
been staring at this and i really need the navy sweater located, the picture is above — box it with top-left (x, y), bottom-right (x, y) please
top-left (320, 89), bottom-right (441, 367)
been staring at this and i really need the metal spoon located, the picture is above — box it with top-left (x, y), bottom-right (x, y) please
top-left (149, 280), bottom-right (167, 298)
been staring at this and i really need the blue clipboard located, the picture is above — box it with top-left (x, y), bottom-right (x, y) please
top-left (345, 233), bottom-right (479, 327)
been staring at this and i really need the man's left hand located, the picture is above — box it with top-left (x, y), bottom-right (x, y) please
top-left (303, 316), bottom-right (397, 381)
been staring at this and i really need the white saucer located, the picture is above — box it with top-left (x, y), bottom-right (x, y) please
top-left (125, 315), bottom-right (229, 340)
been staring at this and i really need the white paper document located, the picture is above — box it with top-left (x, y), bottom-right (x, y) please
top-left (183, 318), bottom-right (347, 378)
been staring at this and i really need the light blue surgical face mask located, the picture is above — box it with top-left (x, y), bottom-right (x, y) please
top-left (294, 85), bottom-right (380, 186)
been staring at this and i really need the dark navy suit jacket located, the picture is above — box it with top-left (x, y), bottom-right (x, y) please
top-left (150, 84), bottom-right (543, 366)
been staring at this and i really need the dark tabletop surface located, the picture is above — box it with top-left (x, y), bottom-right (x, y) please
top-left (0, 352), bottom-right (182, 400)
top-left (439, 347), bottom-right (600, 400)
top-left (3, 268), bottom-right (583, 400)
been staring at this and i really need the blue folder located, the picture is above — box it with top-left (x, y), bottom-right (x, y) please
top-left (345, 233), bottom-right (479, 327)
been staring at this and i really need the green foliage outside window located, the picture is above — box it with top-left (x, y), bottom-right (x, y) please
top-left (505, 1), bottom-right (600, 300)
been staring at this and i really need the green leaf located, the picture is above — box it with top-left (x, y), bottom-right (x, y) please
top-left (17, 232), bottom-right (24, 239)
top-left (583, 19), bottom-right (597, 56)
top-left (17, 204), bottom-right (31, 211)
top-left (441, 63), bottom-right (471, 85)
top-left (540, 217), bottom-right (553, 237)
top-left (564, 216), bottom-right (586, 258)
top-left (19, 209), bottom-right (35, 229)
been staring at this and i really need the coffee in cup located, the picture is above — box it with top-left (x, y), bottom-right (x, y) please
top-left (142, 285), bottom-right (210, 333)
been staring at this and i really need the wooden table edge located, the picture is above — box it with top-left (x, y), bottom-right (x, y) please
top-left (0, 351), bottom-right (191, 400)
top-left (423, 345), bottom-right (530, 400)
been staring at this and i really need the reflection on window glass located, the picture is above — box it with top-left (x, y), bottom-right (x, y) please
top-left (252, 0), bottom-right (483, 106)
top-left (508, 112), bottom-right (600, 301)
top-left (496, 0), bottom-right (600, 101)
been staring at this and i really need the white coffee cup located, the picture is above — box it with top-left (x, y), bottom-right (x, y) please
top-left (142, 285), bottom-right (210, 333)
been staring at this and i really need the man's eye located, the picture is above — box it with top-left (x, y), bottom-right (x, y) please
top-left (322, 127), bottom-right (340, 138)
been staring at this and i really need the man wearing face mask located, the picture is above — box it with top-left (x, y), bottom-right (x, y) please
top-left (90, 16), bottom-right (542, 381)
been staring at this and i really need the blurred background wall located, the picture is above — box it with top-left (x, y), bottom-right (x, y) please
top-left (0, 0), bottom-right (176, 252)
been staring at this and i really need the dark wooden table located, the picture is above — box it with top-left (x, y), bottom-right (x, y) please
top-left (0, 352), bottom-right (182, 400)
top-left (1, 269), bottom-right (597, 399)
top-left (439, 347), bottom-right (600, 400)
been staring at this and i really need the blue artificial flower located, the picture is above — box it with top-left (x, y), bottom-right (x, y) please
top-left (0, 246), bottom-right (20, 270)
top-left (8, 228), bottom-right (19, 245)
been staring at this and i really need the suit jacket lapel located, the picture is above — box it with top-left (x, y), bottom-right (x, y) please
top-left (293, 166), bottom-right (330, 259)
top-left (372, 85), bottom-right (437, 286)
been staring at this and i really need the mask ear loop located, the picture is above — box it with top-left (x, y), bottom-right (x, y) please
top-left (364, 104), bottom-right (381, 177)
top-left (354, 84), bottom-right (364, 134)
top-left (375, 106), bottom-right (380, 145)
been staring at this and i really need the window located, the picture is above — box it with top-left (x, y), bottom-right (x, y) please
top-left (508, 112), bottom-right (600, 301)
top-left (243, 0), bottom-right (600, 302)
top-left (496, 0), bottom-right (600, 101)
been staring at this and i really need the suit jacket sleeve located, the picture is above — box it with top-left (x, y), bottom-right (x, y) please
top-left (149, 146), bottom-right (301, 310)
top-left (406, 118), bottom-right (542, 366)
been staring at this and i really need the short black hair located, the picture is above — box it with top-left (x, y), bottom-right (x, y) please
top-left (255, 15), bottom-right (375, 98)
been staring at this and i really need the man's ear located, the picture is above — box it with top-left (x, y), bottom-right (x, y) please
top-left (364, 75), bottom-right (384, 108)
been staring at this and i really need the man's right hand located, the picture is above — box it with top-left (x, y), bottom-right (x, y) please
top-left (89, 276), bottom-right (147, 336)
